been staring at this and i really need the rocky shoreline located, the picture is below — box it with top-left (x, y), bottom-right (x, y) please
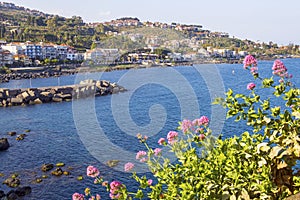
top-left (0, 79), bottom-right (126, 107)
top-left (0, 70), bottom-right (78, 83)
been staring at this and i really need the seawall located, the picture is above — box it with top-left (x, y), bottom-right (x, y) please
top-left (0, 79), bottom-right (126, 107)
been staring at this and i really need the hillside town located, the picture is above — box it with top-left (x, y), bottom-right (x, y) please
top-left (1, 1), bottom-right (300, 68)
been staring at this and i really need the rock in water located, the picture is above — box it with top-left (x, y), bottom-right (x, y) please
top-left (0, 138), bottom-right (9, 151)
top-left (7, 190), bottom-right (18, 200)
top-left (51, 168), bottom-right (63, 176)
top-left (15, 186), bottom-right (32, 196)
top-left (8, 131), bottom-right (17, 136)
top-left (0, 190), bottom-right (5, 198)
top-left (41, 163), bottom-right (54, 172)
top-left (3, 177), bottom-right (20, 188)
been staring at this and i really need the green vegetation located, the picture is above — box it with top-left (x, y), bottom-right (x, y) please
top-left (1, 3), bottom-right (299, 58)
top-left (126, 26), bottom-right (185, 41)
top-left (75, 57), bottom-right (300, 199)
top-left (0, 5), bottom-right (110, 51)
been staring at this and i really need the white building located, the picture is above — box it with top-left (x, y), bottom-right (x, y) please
top-left (1, 43), bottom-right (24, 55)
top-left (67, 53), bottom-right (83, 61)
top-left (54, 45), bottom-right (68, 60)
top-left (21, 42), bottom-right (42, 59)
top-left (238, 51), bottom-right (248, 57)
top-left (40, 43), bottom-right (57, 60)
top-left (84, 48), bottom-right (119, 64)
top-left (0, 49), bottom-right (13, 66)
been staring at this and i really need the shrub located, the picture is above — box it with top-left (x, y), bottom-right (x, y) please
top-left (74, 56), bottom-right (300, 199)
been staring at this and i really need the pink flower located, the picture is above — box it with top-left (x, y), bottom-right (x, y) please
top-left (140, 157), bottom-right (148, 163)
top-left (124, 162), bottom-right (134, 172)
top-left (87, 166), bottom-right (100, 178)
top-left (147, 179), bottom-right (153, 186)
top-left (72, 193), bottom-right (85, 200)
top-left (154, 148), bottom-right (162, 156)
top-left (96, 194), bottom-right (101, 200)
top-left (94, 178), bottom-right (100, 184)
top-left (250, 66), bottom-right (258, 75)
top-left (180, 119), bottom-right (193, 133)
top-left (247, 82), bottom-right (256, 90)
top-left (199, 134), bottom-right (205, 140)
top-left (167, 131), bottom-right (178, 145)
top-left (110, 181), bottom-right (123, 199)
top-left (158, 138), bottom-right (166, 145)
top-left (272, 59), bottom-right (288, 77)
top-left (243, 55), bottom-right (257, 68)
top-left (193, 116), bottom-right (209, 126)
top-left (109, 193), bottom-right (120, 199)
top-left (110, 181), bottom-right (122, 192)
top-left (136, 151), bottom-right (147, 160)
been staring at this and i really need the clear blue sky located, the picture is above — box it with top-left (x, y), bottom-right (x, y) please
top-left (4, 0), bottom-right (300, 45)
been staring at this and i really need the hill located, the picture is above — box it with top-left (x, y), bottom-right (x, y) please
top-left (0, 1), bottom-right (299, 58)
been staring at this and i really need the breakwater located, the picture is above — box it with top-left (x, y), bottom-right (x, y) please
top-left (0, 70), bottom-right (78, 83)
top-left (0, 79), bottom-right (126, 107)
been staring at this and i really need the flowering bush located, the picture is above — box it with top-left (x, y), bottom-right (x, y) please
top-left (74, 56), bottom-right (300, 199)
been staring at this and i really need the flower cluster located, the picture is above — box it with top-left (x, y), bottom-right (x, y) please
top-left (247, 82), bottom-right (256, 90)
top-left (136, 150), bottom-right (148, 162)
top-left (153, 148), bottom-right (162, 156)
top-left (147, 179), bottom-right (153, 186)
top-left (124, 162), bottom-right (134, 172)
top-left (272, 59), bottom-right (290, 78)
top-left (180, 119), bottom-right (193, 133)
top-left (192, 116), bottom-right (209, 127)
top-left (167, 131), bottom-right (178, 145)
top-left (243, 55), bottom-right (258, 75)
top-left (243, 55), bottom-right (257, 67)
top-left (136, 133), bottom-right (148, 143)
top-left (87, 166), bottom-right (100, 178)
top-left (109, 181), bottom-right (123, 199)
top-left (72, 193), bottom-right (85, 200)
top-left (158, 138), bottom-right (166, 145)
top-left (179, 116), bottom-right (209, 134)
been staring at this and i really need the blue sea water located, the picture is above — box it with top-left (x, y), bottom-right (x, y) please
top-left (0, 59), bottom-right (299, 199)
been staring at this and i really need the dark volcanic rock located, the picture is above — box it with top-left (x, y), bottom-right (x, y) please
top-left (7, 191), bottom-right (18, 200)
top-left (0, 190), bottom-right (5, 198)
top-left (15, 186), bottom-right (32, 196)
top-left (41, 163), bottom-right (54, 172)
top-left (0, 138), bottom-right (9, 151)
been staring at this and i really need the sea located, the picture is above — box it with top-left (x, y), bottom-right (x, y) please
top-left (0, 59), bottom-right (299, 199)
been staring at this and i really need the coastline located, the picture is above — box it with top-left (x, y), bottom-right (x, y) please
top-left (0, 60), bottom-right (238, 84)
top-left (1, 56), bottom-right (299, 85)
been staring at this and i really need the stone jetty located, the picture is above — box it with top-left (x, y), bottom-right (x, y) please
top-left (0, 70), bottom-right (77, 83)
top-left (0, 79), bottom-right (126, 107)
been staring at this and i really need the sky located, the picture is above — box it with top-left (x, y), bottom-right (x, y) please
top-left (3, 0), bottom-right (300, 45)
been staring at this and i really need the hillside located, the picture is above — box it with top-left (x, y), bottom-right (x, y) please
top-left (0, 2), bottom-right (109, 51)
top-left (1, 1), bottom-right (299, 58)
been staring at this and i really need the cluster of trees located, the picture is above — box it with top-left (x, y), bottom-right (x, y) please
top-left (1, 5), bottom-right (299, 57)
top-left (0, 7), bottom-right (112, 51)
